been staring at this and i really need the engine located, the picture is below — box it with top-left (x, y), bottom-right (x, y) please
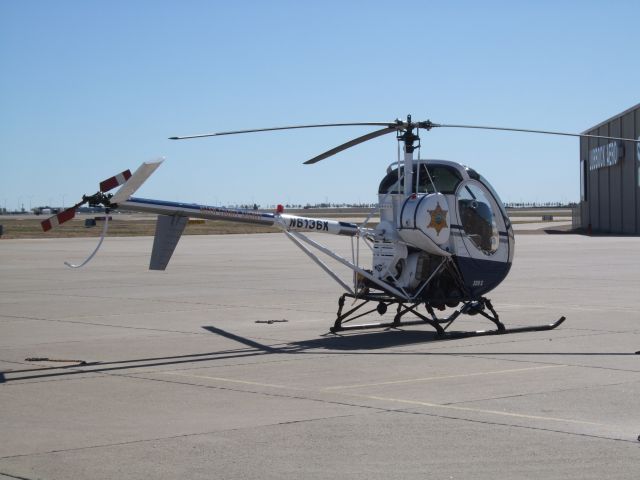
top-left (370, 191), bottom-right (456, 299)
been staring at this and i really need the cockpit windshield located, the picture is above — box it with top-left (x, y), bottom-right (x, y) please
top-left (378, 164), bottom-right (462, 195)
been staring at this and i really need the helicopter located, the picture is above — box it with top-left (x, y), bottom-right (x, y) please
top-left (40, 116), bottom-right (640, 337)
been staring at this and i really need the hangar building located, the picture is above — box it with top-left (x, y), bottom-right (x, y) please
top-left (578, 103), bottom-right (640, 234)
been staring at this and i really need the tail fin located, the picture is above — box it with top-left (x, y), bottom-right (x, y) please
top-left (111, 159), bottom-right (164, 204)
top-left (149, 214), bottom-right (188, 270)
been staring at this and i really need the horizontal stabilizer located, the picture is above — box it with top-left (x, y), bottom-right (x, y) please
top-left (111, 159), bottom-right (164, 204)
top-left (149, 214), bottom-right (188, 270)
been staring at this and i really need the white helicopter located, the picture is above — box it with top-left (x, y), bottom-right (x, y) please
top-left (41, 116), bottom-right (640, 337)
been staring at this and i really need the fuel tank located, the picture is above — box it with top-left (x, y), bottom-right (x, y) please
top-left (397, 192), bottom-right (450, 255)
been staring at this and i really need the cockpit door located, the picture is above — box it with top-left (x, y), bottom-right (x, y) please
top-left (452, 179), bottom-right (513, 296)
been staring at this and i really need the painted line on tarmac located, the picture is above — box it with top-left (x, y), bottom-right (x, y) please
top-left (158, 371), bottom-right (307, 391)
top-left (323, 364), bottom-right (567, 390)
top-left (157, 367), bottom-right (605, 427)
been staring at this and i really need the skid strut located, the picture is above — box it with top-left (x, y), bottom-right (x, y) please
top-left (330, 292), bottom-right (565, 337)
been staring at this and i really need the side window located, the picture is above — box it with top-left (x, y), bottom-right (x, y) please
top-left (457, 184), bottom-right (499, 254)
top-left (378, 169), bottom-right (403, 194)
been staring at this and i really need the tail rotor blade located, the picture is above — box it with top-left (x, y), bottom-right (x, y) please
top-left (99, 169), bottom-right (132, 192)
top-left (41, 207), bottom-right (77, 232)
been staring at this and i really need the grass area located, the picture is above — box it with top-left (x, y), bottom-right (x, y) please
top-left (0, 218), bottom-right (280, 239)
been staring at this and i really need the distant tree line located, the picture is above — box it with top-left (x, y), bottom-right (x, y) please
top-left (504, 201), bottom-right (577, 208)
top-left (231, 203), bottom-right (379, 210)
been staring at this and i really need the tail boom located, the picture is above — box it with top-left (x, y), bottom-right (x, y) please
top-left (118, 198), bottom-right (277, 226)
top-left (116, 198), bottom-right (359, 236)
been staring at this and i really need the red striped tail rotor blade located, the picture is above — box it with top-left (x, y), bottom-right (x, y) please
top-left (41, 207), bottom-right (77, 232)
top-left (99, 169), bottom-right (132, 192)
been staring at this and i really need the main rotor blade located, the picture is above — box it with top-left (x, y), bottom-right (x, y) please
top-left (304, 126), bottom-right (399, 165)
top-left (433, 123), bottom-right (640, 143)
top-left (169, 122), bottom-right (394, 140)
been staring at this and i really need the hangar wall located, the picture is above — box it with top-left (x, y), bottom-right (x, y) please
top-left (579, 103), bottom-right (640, 234)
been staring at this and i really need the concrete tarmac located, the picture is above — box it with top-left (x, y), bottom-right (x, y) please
top-left (1, 233), bottom-right (639, 479)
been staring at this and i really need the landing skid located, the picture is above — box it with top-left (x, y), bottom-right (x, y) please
top-left (330, 292), bottom-right (565, 337)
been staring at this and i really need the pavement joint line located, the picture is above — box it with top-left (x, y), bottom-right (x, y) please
top-left (453, 354), bottom-right (640, 374)
top-left (3, 368), bottom-right (637, 451)
top-left (74, 371), bottom-right (639, 448)
top-left (380, 330), bottom-right (635, 353)
top-left (0, 411), bottom-right (368, 461)
top-left (0, 313), bottom-right (219, 336)
top-left (107, 371), bottom-right (384, 412)
top-left (342, 392), bottom-right (607, 427)
top-left (393, 408), bottom-right (636, 444)
top-left (322, 364), bottom-right (568, 390)
top-left (0, 472), bottom-right (35, 480)
top-left (444, 378), bottom-right (640, 406)
top-left (0, 331), bottom-right (175, 349)
top-left (123, 368), bottom-right (626, 432)
top-left (154, 366), bottom-right (639, 423)
top-left (160, 365), bottom-right (559, 393)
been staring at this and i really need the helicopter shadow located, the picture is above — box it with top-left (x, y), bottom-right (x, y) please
top-left (204, 325), bottom-right (640, 357)
top-left (202, 324), bottom-right (445, 352)
top-left (292, 329), bottom-right (443, 351)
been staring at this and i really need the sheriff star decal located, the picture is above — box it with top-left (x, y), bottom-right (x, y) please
top-left (427, 202), bottom-right (448, 235)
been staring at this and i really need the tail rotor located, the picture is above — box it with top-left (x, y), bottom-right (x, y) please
top-left (40, 169), bottom-right (132, 232)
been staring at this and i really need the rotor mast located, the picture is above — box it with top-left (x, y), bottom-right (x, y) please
top-left (399, 115), bottom-right (419, 197)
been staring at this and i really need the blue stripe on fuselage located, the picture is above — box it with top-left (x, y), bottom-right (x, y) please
top-left (127, 197), bottom-right (276, 220)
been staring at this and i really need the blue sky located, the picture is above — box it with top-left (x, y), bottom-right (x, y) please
top-left (1, 0), bottom-right (638, 211)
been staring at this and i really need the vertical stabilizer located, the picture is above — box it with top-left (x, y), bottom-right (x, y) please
top-left (111, 159), bottom-right (164, 204)
top-left (149, 214), bottom-right (188, 270)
